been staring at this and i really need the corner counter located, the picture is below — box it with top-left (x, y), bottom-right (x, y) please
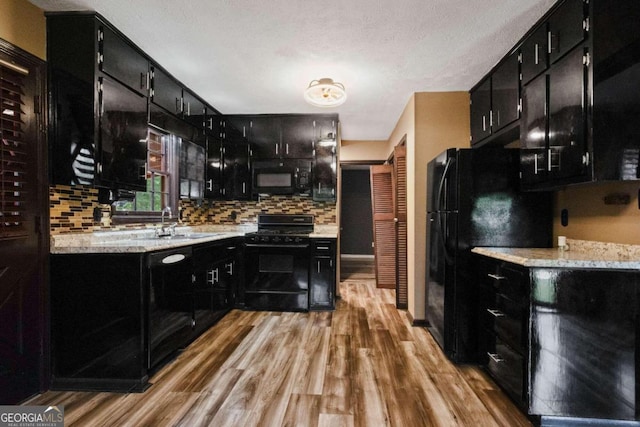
top-left (472, 239), bottom-right (640, 270)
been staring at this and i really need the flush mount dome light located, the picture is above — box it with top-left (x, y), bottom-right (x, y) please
top-left (304, 78), bottom-right (347, 108)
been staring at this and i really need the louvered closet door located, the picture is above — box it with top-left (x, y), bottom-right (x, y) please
top-left (370, 164), bottom-right (396, 289)
top-left (394, 146), bottom-right (407, 308)
top-left (0, 50), bottom-right (47, 404)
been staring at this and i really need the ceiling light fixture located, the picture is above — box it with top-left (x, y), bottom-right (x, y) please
top-left (304, 78), bottom-right (347, 108)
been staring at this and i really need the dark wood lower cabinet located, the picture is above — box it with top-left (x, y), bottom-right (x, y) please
top-left (475, 254), bottom-right (640, 422)
top-left (50, 238), bottom-right (239, 392)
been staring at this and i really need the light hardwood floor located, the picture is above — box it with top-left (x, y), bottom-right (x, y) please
top-left (28, 280), bottom-right (531, 426)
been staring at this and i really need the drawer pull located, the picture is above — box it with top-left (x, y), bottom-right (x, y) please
top-left (487, 273), bottom-right (506, 281)
top-left (487, 308), bottom-right (505, 318)
top-left (488, 352), bottom-right (505, 363)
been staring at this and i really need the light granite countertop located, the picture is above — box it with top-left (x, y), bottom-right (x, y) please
top-left (472, 239), bottom-right (640, 270)
top-left (51, 223), bottom-right (338, 254)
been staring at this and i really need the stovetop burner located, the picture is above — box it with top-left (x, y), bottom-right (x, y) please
top-left (245, 214), bottom-right (314, 245)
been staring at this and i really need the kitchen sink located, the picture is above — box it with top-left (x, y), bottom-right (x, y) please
top-left (131, 232), bottom-right (225, 242)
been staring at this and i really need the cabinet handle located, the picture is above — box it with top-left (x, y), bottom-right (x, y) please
top-left (208, 118), bottom-right (214, 129)
top-left (242, 182), bottom-right (246, 194)
top-left (139, 164), bottom-right (147, 179)
top-left (582, 152), bottom-right (590, 166)
top-left (207, 179), bottom-right (213, 192)
top-left (534, 43), bottom-right (539, 65)
top-left (487, 308), bottom-right (505, 318)
top-left (317, 246), bottom-right (329, 250)
top-left (534, 154), bottom-right (538, 175)
top-left (226, 262), bottom-right (233, 275)
top-left (488, 352), bottom-right (504, 363)
top-left (207, 268), bottom-right (219, 285)
top-left (286, 143), bottom-right (289, 155)
top-left (482, 115), bottom-right (486, 132)
top-left (275, 144), bottom-right (279, 155)
top-left (317, 261), bottom-right (321, 273)
top-left (489, 110), bottom-right (493, 128)
top-left (487, 273), bottom-right (505, 281)
top-left (186, 102), bottom-right (191, 116)
top-left (547, 31), bottom-right (553, 54)
top-left (191, 318), bottom-right (196, 328)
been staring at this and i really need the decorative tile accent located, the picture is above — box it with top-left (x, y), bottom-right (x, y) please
top-left (50, 185), bottom-right (337, 234)
top-left (180, 195), bottom-right (337, 225)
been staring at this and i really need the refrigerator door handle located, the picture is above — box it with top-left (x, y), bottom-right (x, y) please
top-left (436, 157), bottom-right (454, 212)
top-left (438, 212), bottom-right (454, 264)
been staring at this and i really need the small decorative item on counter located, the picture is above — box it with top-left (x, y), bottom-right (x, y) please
top-left (557, 235), bottom-right (569, 251)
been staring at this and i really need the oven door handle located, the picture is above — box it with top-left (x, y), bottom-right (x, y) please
top-left (244, 243), bottom-right (310, 249)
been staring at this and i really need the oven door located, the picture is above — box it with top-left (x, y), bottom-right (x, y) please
top-left (244, 242), bottom-right (309, 311)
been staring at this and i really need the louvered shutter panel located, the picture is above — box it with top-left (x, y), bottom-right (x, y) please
top-left (370, 164), bottom-right (396, 289)
top-left (0, 64), bottom-right (28, 240)
top-left (394, 146), bottom-right (408, 308)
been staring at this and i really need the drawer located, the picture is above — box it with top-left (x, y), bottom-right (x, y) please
top-left (486, 265), bottom-right (528, 304)
top-left (312, 240), bottom-right (335, 255)
top-left (486, 335), bottom-right (526, 406)
top-left (483, 292), bottom-right (528, 353)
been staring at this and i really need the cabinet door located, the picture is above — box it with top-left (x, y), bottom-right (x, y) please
top-left (521, 24), bottom-right (549, 85)
top-left (223, 133), bottom-right (251, 200)
top-left (470, 78), bottom-right (491, 145)
top-left (249, 116), bottom-right (281, 158)
top-left (530, 269), bottom-right (638, 420)
top-left (313, 116), bottom-right (337, 142)
top-left (179, 139), bottom-right (205, 199)
top-left (310, 239), bottom-right (336, 310)
top-left (548, 46), bottom-right (588, 182)
top-left (520, 73), bottom-right (548, 186)
top-left (491, 53), bottom-right (520, 132)
top-left (310, 256), bottom-right (335, 310)
top-left (98, 77), bottom-right (148, 190)
top-left (99, 25), bottom-right (149, 96)
top-left (205, 137), bottom-right (223, 199)
top-left (280, 116), bottom-right (314, 158)
top-left (151, 66), bottom-right (183, 115)
top-left (313, 141), bottom-right (336, 201)
top-left (182, 89), bottom-right (206, 128)
top-left (548, 0), bottom-right (586, 64)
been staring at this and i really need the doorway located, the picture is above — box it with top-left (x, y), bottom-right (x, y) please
top-left (340, 164), bottom-right (377, 280)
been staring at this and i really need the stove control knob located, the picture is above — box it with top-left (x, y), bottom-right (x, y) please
top-left (261, 236), bottom-right (270, 243)
top-left (284, 236), bottom-right (293, 243)
top-left (294, 237), bottom-right (302, 243)
top-left (273, 236), bottom-right (281, 243)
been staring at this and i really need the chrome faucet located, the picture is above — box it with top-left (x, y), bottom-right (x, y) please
top-left (156, 206), bottom-right (174, 237)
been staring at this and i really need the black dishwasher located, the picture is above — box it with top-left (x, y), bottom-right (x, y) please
top-left (147, 246), bottom-right (194, 371)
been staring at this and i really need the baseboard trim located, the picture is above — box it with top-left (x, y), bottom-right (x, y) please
top-left (405, 311), bottom-right (430, 327)
top-left (340, 254), bottom-right (375, 261)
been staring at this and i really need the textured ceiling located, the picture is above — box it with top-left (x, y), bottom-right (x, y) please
top-left (29, 0), bottom-right (556, 140)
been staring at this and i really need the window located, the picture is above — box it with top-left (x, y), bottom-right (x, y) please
top-left (112, 129), bottom-right (173, 217)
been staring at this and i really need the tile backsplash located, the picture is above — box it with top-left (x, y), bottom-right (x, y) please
top-left (50, 185), bottom-right (337, 234)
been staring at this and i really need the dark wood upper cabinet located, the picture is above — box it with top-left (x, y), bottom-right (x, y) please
top-left (182, 89), bottom-right (206, 128)
top-left (99, 24), bottom-right (149, 96)
top-left (151, 66), bottom-right (183, 115)
top-left (520, 72), bottom-right (548, 186)
top-left (281, 116), bottom-right (314, 159)
top-left (222, 124), bottom-right (251, 200)
top-left (470, 78), bottom-right (492, 145)
top-left (491, 53), bottom-right (520, 133)
top-left (548, 0), bottom-right (587, 64)
top-left (521, 24), bottom-right (549, 85)
top-left (98, 76), bottom-right (148, 189)
top-left (247, 116), bottom-right (281, 158)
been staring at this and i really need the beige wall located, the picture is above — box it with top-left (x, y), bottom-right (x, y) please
top-left (386, 92), bottom-right (470, 320)
top-left (0, 0), bottom-right (46, 59)
top-left (554, 181), bottom-right (640, 244)
top-left (340, 140), bottom-right (390, 162)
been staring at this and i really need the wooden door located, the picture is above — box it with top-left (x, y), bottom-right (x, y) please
top-left (370, 165), bottom-right (396, 288)
top-left (0, 44), bottom-right (48, 404)
top-left (393, 146), bottom-right (407, 308)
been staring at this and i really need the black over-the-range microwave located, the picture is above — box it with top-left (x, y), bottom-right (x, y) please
top-left (252, 159), bottom-right (312, 197)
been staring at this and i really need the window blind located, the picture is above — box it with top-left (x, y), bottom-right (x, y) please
top-left (0, 63), bottom-right (28, 239)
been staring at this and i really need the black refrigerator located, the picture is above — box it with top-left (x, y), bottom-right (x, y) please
top-left (426, 147), bottom-right (552, 363)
